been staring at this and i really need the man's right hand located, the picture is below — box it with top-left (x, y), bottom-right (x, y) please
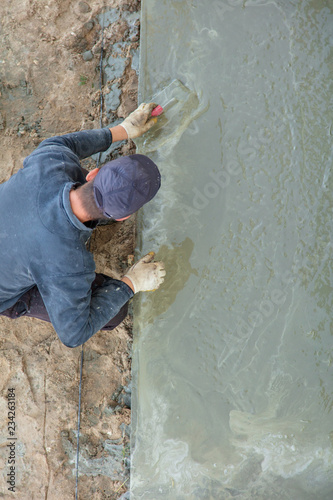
top-left (123, 252), bottom-right (165, 293)
top-left (120, 103), bottom-right (158, 139)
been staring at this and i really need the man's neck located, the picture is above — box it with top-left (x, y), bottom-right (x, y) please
top-left (69, 188), bottom-right (90, 223)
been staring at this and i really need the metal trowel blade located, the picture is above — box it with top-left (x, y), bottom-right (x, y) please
top-left (134, 79), bottom-right (200, 153)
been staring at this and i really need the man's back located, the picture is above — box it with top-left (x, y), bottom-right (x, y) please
top-left (0, 129), bottom-right (133, 347)
top-left (0, 136), bottom-right (90, 312)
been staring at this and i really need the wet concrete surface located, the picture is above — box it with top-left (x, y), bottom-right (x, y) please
top-left (131, 0), bottom-right (333, 498)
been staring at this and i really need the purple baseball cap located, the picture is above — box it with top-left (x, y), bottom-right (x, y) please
top-left (93, 154), bottom-right (161, 219)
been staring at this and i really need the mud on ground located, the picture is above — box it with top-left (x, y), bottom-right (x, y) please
top-left (0, 1), bottom-right (141, 498)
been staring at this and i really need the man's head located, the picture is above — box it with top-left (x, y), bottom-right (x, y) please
top-left (76, 155), bottom-right (161, 222)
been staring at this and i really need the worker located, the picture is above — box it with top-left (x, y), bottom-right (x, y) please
top-left (0, 103), bottom-right (165, 347)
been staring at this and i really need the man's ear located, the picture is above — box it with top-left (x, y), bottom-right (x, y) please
top-left (86, 167), bottom-right (100, 182)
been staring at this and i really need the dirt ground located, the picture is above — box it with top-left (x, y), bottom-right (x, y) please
top-left (0, 0), bottom-right (141, 498)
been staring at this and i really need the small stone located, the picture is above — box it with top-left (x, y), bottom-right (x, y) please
top-left (123, 383), bottom-right (131, 394)
top-left (78, 1), bottom-right (91, 14)
top-left (17, 126), bottom-right (26, 136)
top-left (122, 393), bottom-right (131, 408)
top-left (83, 21), bottom-right (94, 32)
top-left (119, 422), bottom-right (131, 438)
top-left (82, 50), bottom-right (93, 61)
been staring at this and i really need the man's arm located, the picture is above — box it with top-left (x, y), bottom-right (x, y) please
top-left (110, 124), bottom-right (128, 142)
top-left (26, 102), bottom-right (159, 166)
top-left (28, 128), bottom-right (113, 162)
top-left (37, 252), bottom-right (165, 348)
top-left (37, 273), bottom-right (134, 348)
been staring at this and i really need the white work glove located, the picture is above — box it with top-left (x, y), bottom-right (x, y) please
top-left (124, 252), bottom-right (166, 293)
top-left (120, 103), bottom-right (158, 139)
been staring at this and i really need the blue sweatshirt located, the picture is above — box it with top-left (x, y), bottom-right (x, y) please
top-left (0, 128), bottom-right (134, 347)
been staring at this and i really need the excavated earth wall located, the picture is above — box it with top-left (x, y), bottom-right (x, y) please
top-left (0, 1), bottom-right (141, 498)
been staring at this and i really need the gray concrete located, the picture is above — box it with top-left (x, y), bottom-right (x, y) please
top-left (132, 1), bottom-right (333, 498)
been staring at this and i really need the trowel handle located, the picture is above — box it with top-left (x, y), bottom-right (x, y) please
top-left (151, 105), bottom-right (164, 117)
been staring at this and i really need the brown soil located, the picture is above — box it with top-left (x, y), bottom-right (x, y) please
top-left (0, 0), bottom-right (141, 498)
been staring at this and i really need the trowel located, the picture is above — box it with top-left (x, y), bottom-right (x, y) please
top-left (134, 79), bottom-right (201, 153)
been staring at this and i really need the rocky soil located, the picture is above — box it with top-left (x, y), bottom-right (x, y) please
top-left (0, 0), bottom-right (141, 498)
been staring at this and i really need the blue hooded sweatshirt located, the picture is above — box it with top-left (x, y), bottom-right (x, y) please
top-left (0, 128), bottom-right (133, 347)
